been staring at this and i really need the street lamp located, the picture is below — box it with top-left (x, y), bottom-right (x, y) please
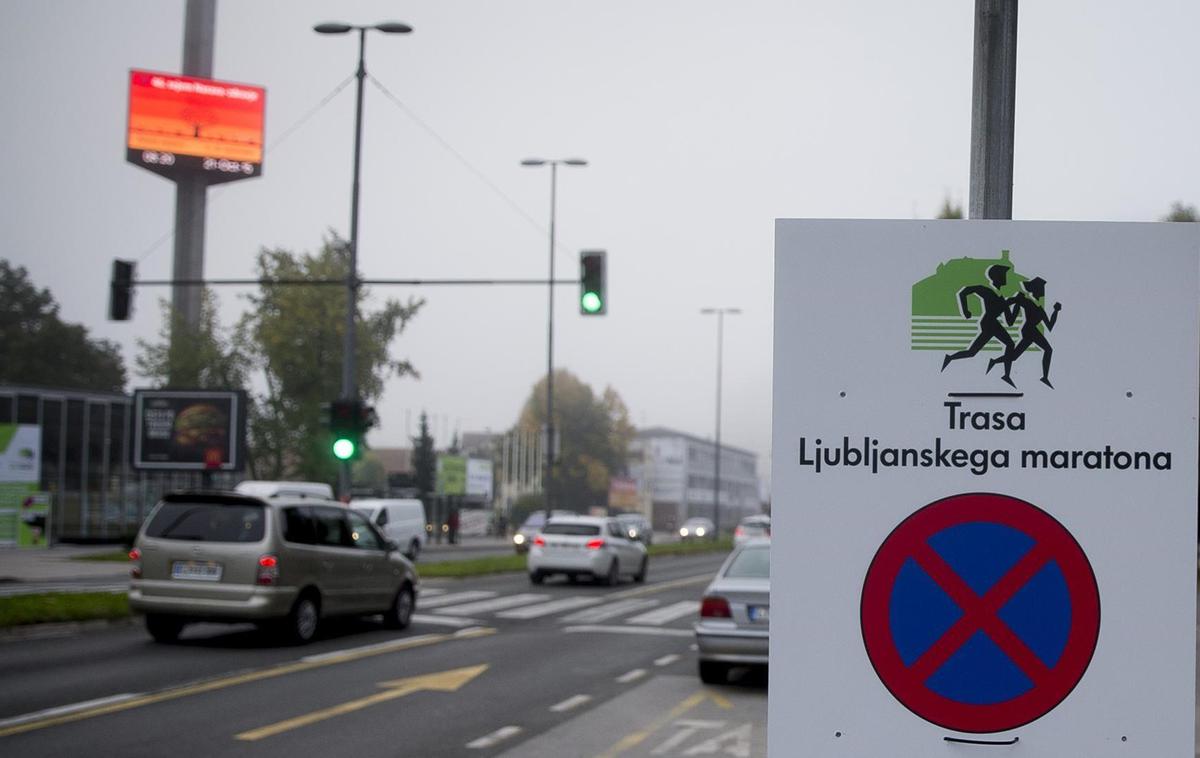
top-left (522, 157), bottom-right (588, 522)
top-left (700, 307), bottom-right (741, 539)
top-left (314, 20), bottom-right (412, 497)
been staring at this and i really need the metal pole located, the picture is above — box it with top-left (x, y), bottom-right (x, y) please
top-left (968, 0), bottom-right (1018, 220)
top-left (712, 312), bottom-right (723, 539)
top-left (544, 162), bottom-right (558, 523)
top-left (171, 0), bottom-right (216, 379)
top-left (339, 28), bottom-right (367, 498)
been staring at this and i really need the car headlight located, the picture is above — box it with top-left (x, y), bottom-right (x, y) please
top-left (679, 528), bottom-right (689, 536)
top-left (628, 530), bottom-right (637, 538)
top-left (513, 533), bottom-right (525, 545)
top-left (696, 527), bottom-right (706, 537)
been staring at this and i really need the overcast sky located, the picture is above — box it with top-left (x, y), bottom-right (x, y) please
top-left (2, 0), bottom-right (1197, 489)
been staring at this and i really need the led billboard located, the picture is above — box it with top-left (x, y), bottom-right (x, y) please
top-left (132, 389), bottom-right (247, 471)
top-left (126, 69), bottom-right (265, 183)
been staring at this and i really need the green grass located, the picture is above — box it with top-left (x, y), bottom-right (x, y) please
top-left (0, 592), bottom-right (130, 628)
top-left (418, 554), bottom-right (528, 578)
top-left (71, 550), bottom-right (132, 562)
top-left (647, 536), bottom-right (734, 557)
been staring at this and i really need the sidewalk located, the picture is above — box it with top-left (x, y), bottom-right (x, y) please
top-left (0, 546), bottom-right (130, 584)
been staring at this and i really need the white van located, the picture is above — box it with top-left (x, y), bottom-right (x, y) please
top-left (235, 480), bottom-right (335, 500)
top-left (353, 498), bottom-right (427, 560)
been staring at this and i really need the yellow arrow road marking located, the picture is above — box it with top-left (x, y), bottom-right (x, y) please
top-left (235, 664), bottom-right (489, 741)
top-left (0, 627), bottom-right (495, 739)
top-left (595, 689), bottom-right (731, 758)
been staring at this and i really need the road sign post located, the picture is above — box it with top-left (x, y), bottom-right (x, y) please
top-left (770, 219), bottom-right (1199, 756)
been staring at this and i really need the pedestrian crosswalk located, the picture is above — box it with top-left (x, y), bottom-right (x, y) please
top-left (416, 588), bottom-right (698, 628)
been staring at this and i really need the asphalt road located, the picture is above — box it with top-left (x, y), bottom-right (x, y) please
top-left (0, 550), bottom-right (766, 758)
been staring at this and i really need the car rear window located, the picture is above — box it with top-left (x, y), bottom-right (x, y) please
top-left (145, 501), bottom-right (265, 542)
top-left (542, 523), bottom-right (601, 536)
top-left (725, 546), bottom-right (770, 579)
top-left (741, 524), bottom-right (769, 535)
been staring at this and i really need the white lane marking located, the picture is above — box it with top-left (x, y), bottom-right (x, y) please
top-left (411, 614), bottom-right (483, 628)
top-left (689, 643), bottom-right (699, 651)
top-left (616, 668), bottom-right (646, 684)
top-left (301, 635), bottom-right (443, 663)
top-left (496, 596), bottom-right (601, 619)
top-left (654, 654), bottom-right (681, 667)
top-left (607, 573), bottom-right (713, 600)
top-left (466, 725), bottom-right (522, 749)
top-left (438, 593), bottom-right (549, 616)
top-left (549, 694), bottom-right (591, 713)
top-left (625, 600), bottom-right (698, 626)
top-left (419, 591), bottom-right (497, 609)
top-left (419, 588), bottom-right (446, 597)
top-left (0, 693), bottom-right (141, 729)
top-left (560, 597), bottom-right (659, 623)
top-left (562, 625), bottom-right (694, 638)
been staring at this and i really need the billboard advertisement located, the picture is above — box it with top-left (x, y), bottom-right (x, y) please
top-left (436, 455), bottom-right (467, 496)
top-left (0, 424), bottom-right (49, 548)
top-left (132, 390), bottom-right (246, 471)
top-left (466, 458), bottom-right (493, 499)
top-left (126, 69), bottom-right (265, 183)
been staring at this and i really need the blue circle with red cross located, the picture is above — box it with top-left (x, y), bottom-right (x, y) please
top-left (861, 493), bottom-right (1100, 734)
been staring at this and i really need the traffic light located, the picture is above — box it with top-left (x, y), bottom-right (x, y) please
top-left (322, 400), bottom-right (378, 461)
top-left (109, 259), bottom-right (135, 321)
top-left (580, 250), bottom-right (606, 315)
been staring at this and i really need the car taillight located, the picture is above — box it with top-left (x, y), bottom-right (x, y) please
top-left (585, 538), bottom-right (606, 550)
top-left (700, 596), bottom-right (732, 618)
top-left (256, 554), bottom-right (279, 586)
top-left (129, 547), bottom-right (142, 579)
top-left (533, 536), bottom-right (545, 547)
top-left (734, 527), bottom-right (745, 538)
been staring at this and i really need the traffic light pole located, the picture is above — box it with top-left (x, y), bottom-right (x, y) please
top-left (544, 162), bottom-right (558, 525)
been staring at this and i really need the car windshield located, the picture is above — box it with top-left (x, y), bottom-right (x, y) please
top-left (542, 523), bottom-right (601, 536)
top-left (522, 513), bottom-right (546, 528)
top-left (145, 502), bottom-right (265, 542)
top-left (724, 546), bottom-right (770, 579)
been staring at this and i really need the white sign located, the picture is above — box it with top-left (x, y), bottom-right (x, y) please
top-left (770, 220), bottom-right (1199, 756)
top-left (467, 458), bottom-right (493, 499)
top-left (0, 425), bottom-right (41, 484)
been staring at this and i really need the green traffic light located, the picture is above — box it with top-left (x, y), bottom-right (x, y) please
top-left (332, 437), bottom-right (356, 460)
top-left (581, 291), bottom-right (602, 313)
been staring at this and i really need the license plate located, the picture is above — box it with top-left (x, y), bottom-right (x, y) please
top-left (171, 560), bottom-right (222, 581)
top-left (749, 605), bottom-right (769, 622)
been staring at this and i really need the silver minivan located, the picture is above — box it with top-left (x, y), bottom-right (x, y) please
top-left (128, 491), bottom-right (419, 644)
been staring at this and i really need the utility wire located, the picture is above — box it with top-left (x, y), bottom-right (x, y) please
top-left (133, 73), bottom-right (357, 263)
top-left (367, 73), bottom-right (574, 252)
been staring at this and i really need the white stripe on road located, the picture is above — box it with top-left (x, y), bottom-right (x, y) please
top-left (466, 725), bottom-right (522, 749)
top-left (496, 596), bottom-right (601, 619)
top-left (419, 588), bottom-right (446, 597)
top-left (411, 614), bottom-right (483, 628)
top-left (438, 593), bottom-right (549, 616)
top-left (301, 635), bottom-right (444, 663)
top-left (616, 668), bottom-right (646, 684)
top-left (419, 591), bottom-right (497, 609)
top-left (625, 601), bottom-right (697, 626)
top-left (0, 694), bottom-right (140, 730)
top-left (608, 573), bottom-right (713, 600)
top-left (562, 625), bottom-right (694, 638)
top-left (560, 598), bottom-right (659, 624)
top-left (654, 654), bottom-right (681, 667)
top-left (549, 694), bottom-right (592, 713)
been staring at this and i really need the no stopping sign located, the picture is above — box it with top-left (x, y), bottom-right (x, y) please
top-left (860, 492), bottom-right (1100, 734)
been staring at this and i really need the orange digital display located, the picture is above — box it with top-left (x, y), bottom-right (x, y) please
top-left (126, 69), bottom-right (265, 181)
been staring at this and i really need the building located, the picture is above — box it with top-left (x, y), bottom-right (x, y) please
top-left (628, 427), bottom-right (761, 533)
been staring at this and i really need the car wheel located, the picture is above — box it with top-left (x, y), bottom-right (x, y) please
top-left (633, 556), bottom-right (648, 583)
top-left (283, 593), bottom-right (320, 645)
top-left (384, 584), bottom-right (415, 630)
top-left (407, 539), bottom-right (420, 561)
top-left (529, 570), bottom-right (544, 585)
top-left (699, 660), bottom-right (729, 685)
top-left (145, 614), bottom-right (184, 643)
top-left (605, 559), bottom-right (620, 587)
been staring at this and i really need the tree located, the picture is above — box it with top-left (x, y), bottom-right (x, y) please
top-left (936, 197), bottom-right (964, 219)
top-left (0, 260), bottom-right (126, 392)
top-left (411, 411), bottom-right (437, 498)
top-left (516, 370), bottom-right (634, 512)
top-left (237, 234), bottom-right (424, 483)
top-left (136, 290), bottom-right (249, 390)
top-left (1163, 202), bottom-right (1198, 222)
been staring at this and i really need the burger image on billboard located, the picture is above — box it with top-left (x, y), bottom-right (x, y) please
top-left (172, 403), bottom-right (228, 457)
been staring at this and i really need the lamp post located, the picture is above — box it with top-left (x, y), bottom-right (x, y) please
top-left (521, 157), bottom-right (587, 522)
top-left (314, 20), bottom-right (412, 498)
top-left (700, 307), bottom-right (740, 539)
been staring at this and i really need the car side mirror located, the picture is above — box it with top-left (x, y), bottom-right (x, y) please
top-left (385, 539), bottom-right (400, 553)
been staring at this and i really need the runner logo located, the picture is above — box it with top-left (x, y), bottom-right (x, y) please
top-left (912, 250), bottom-right (1062, 389)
